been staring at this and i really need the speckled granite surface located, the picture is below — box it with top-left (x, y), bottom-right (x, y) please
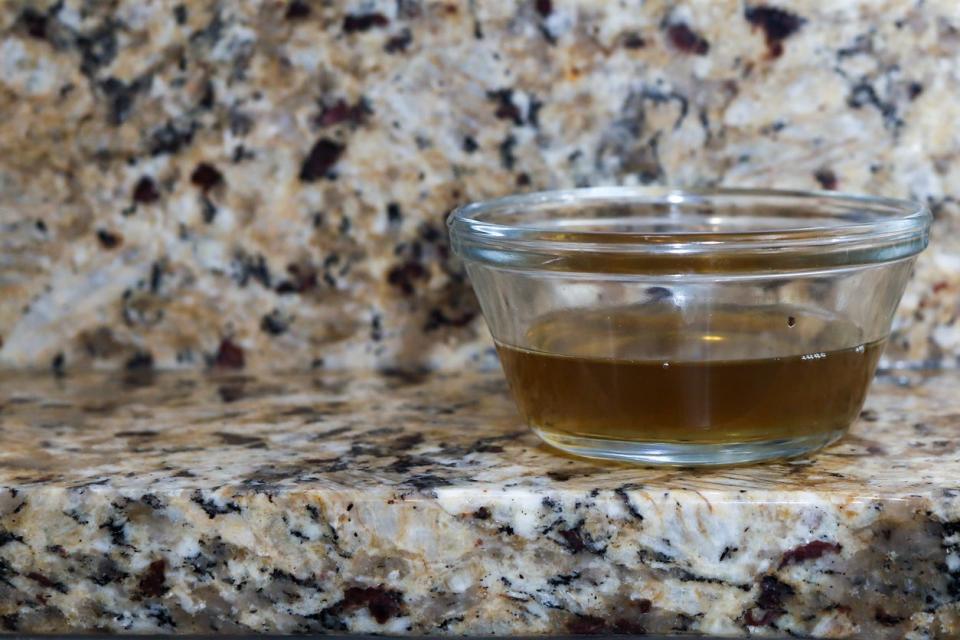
top-left (1, 0), bottom-right (959, 372)
top-left (0, 368), bottom-right (957, 637)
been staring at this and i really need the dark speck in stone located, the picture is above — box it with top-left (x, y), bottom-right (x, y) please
top-left (535, 0), bottom-right (553, 17)
top-left (467, 435), bottom-right (513, 454)
top-left (125, 351), bottom-right (154, 371)
top-left (173, 5), bottom-right (188, 25)
top-left (150, 261), bottom-right (164, 292)
top-left (0, 614), bottom-right (17, 632)
top-left (19, 8), bottom-right (48, 39)
top-left (149, 120), bottom-right (196, 156)
top-left (404, 473), bottom-right (453, 490)
top-left (146, 605), bottom-right (176, 629)
top-left (0, 557), bottom-right (17, 588)
top-left (462, 135), bottom-right (479, 153)
top-left (744, 5), bottom-right (805, 58)
top-left (343, 13), bottom-right (389, 33)
top-left (908, 82), bottom-right (924, 100)
top-left (51, 352), bottom-right (65, 376)
top-left (137, 559), bottom-right (168, 598)
top-left (90, 558), bottom-right (128, 587)
top-left (547, 572), bottom-right (579, 586)
top-left (100, 516), bottom-right (129, 547)
top-left (489, 89), bottom-right (522, 125)
top-left (415, 134), bottom-right (432, 149)
top-left (397, 0), bottom-right (422, 19)
top-left (385, 29), bottom-right (413, 53)
top-left (779, 540), bottom-right (842, 568)
top-left (559, 527), bottom-right (586, 553)
top-left (316, 100), bottom-right (370, 128)
top-left (757, 575), bottom-right (794, 610)
top-left (216, 431), bottom-right (266, 447)
top-left (100, 76), bottom-right (147, 126)
top-left (308, 609), bottom-right (347, 631)
top-left (331, 586), bottom-right (404, 624)
top-left (230, 110), bottom-right (254, 136)
top-left (199, 81), bottom-right (215, 109)
top-left (285, 0), bottom-right (310, 19)
top-left (847, 82), bottom-right (900, 130)
top-left (133, 176), bottom-right (160, 204)
top-left (213, 339), bottom-right (245, 370)
top-left (424, 308), bottom-right (476, 331)
top-left (231, 251), bottom-right (271, 288)
top-left (232, 144), bottom-right (252, 162)
top-left (566, 614), bottom-right (646, 635)
top-left (64, 509), bottom-right (88, 525)
top-left (188, 552), bottom-right (216, 579)
top-left (378, 367), bottom-right (430, 387)
top-left (387, 261), bottom-right (427, 296)
top-left (141, 494), bottom-right (164, 510)
top-left (875, 608), bottom-right (906, 626)
top-left (814, 167), bottom-right (837, 190)
top-left (191, 490), bottom-right (242, 518)
top-left (499, 134), bottom-right (517, 170)
top-left (473, 506), bottom-right (491, 520)
top-left (390, 432), bottom-right (425, 452)
top-left (276, 262), bottom-right (318, 294)
top-left (438, 616), bottom-right (465, 630)
top-left (387, 202), bottom-right (403, 226)
top-left (384, 455), bottom-right (434, 474)
top-left (622, 32), bottom-right (646, 48)
top-left (77, 23), bottom-right (119, 76)
top-left (566, 615), bottom-right (607, 635)
top-left (218, 384), bottom-right (246, 403)
top-left (0, 530), bottom-right (25, 547)
top-left (299, 138), bottom-right (345, 182)
top-left (190, 162), bottom-right (224, 191)
top-left (419, 222), bottom-right (441, 242)
top-left (97, 229), bottom-right (122, 249)
top-left (666, 22), bottom-right (709, 55)
top-left (615, 486), bottom-right (644, 521)
top-left (261, 310), bottom-right (290, 335)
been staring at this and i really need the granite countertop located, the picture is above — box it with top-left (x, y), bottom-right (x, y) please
top-left (0, 368), bottom-right (957, 638)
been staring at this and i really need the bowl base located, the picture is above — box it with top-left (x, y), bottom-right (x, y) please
top-left (532, 427), bottom-right (845, 466)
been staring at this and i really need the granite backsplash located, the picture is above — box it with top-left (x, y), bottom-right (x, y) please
top-left (0, 0), bottom-right (957, 372)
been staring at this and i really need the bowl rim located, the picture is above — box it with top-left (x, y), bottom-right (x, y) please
top-left (447, 186), bottom-right (932, 274)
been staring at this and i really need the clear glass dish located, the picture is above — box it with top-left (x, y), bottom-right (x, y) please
top-left (448, 187), bottom-right (931, 465)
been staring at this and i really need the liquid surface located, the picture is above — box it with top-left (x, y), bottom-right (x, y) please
top-left (496, 306), bottom-right (884, 445)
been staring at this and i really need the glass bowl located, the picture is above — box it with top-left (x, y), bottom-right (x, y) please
top-left (448, 187), bottom-right (931, 465)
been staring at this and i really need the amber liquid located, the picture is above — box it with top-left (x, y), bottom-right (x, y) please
top-left (496, 305), bottom-right (883, 445)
